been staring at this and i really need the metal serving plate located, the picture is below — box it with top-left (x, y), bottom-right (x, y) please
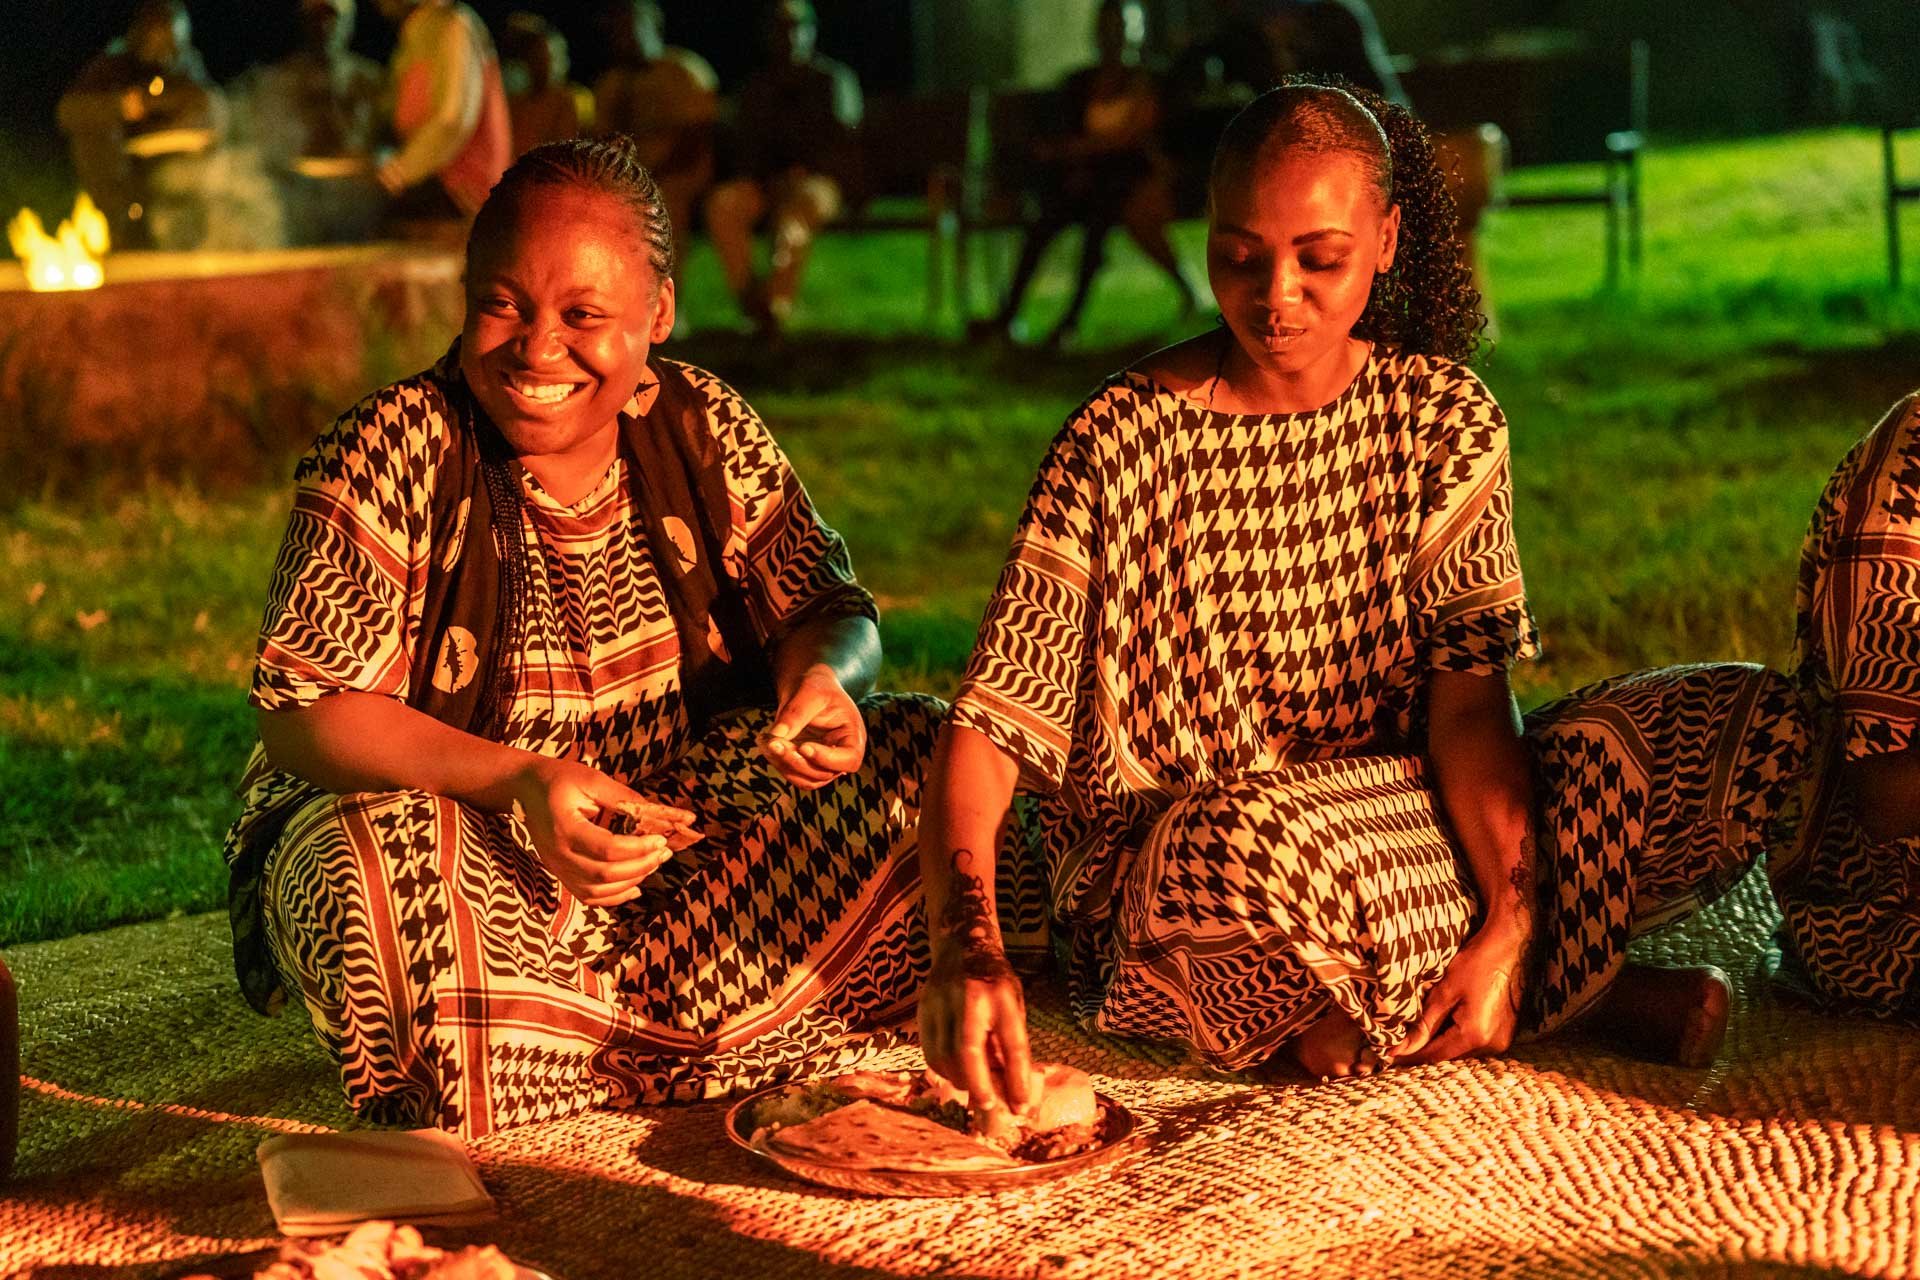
top-left (124, 126), bottom-right (215, 157)
top-left (725, 1082), bottom-right (1145, 1198)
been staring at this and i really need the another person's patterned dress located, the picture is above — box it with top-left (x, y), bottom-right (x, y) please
top-left (1771, 392), bottom-right (1920, 1017)
top-left (224, 355), bottom-right (1044, 1138)
top-left (950, 347), bottom-right (1806, 1068)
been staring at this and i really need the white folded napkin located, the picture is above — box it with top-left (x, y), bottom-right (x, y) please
top-left (257, 1129), bottom-right (496, 1238)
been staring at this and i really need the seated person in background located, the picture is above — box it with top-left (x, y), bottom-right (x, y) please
top-left (978, 0), bottom-right (1197, 349)
top-left (499, 12), bottom-right (592, 158)
top-left (919, 80), bottom-right (1805, 1110)
top-left (593, 0), bottom-right (719, 274)
top-left (1170, 0), bottom-right (1500, 328)
top-left (56, 0), bottom-right (227, 249)
top-left (1770, 391), bottom-right (1920, 1020)
top-left (372, 0), bottom-right (511, 224)
top-left (1239, 0), bottom-right (1406, 98)
top-left (237, 0), bottom-right (385, 244)
top-left (224, 135), bottom-right (1046, 1137)
top-left (704, 0), bottom-right (862, 336)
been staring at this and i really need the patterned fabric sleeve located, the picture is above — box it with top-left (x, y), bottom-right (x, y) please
top-left (684, 366), bottom-right (878, 646)
top-left (250, 379), bottom-right (443, 712)
top-left (1405, 361), bottom-right (1541, 674)
top-left (950, 401), bottom-right (1104, 793)
top-left (1804, 394), bottom-right (1920, 760)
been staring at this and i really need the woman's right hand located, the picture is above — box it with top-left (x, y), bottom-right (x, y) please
top-left (920, 938), bottom-right (1034, 1120)
top-left (510, 758), bottom-right (696, 907)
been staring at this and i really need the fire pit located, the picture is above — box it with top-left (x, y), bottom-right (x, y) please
top-left (0, 240), bottom-right (463, 491)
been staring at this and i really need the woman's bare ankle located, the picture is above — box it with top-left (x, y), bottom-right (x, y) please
top-left (1289, 1004), bottom-right (1381, 1080)
top-left (1585, 962), bottom-right (1731, 1069)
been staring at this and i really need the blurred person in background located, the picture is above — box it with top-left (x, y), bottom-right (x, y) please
top-left (1170, 0), bottom-right (1499, 331)
top-left (593, 0), bottom-right (718, 272)
top-left (373, 0), bottom-right (511, 228)
top-left (976, 0), bottom-right (1196, 349)
top-left (237, 0), bottom-right (385, 243)
top-left (499, 11), bottom-right (592, 158)
top-left (1168, 0), bottom-right (1409, 209)
top-left (703, 0), bottom-right (862, 337)
top-left (57, 0), bottom-right (227, 248)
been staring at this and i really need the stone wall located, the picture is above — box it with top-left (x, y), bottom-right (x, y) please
top-left (0, 245), bottom-right (462, 495)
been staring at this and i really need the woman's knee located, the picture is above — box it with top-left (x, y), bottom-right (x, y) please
top-left (704, 179), bottom-right (764, 229)
top-left (1144, 777), bottom-right (1322, 918)
top-left (264, 788), bottom-right (470, 986)
top-left (1142, 758), bottom-right (1444, 921)
top-left (1527, 661), bottom-right (1809, 826)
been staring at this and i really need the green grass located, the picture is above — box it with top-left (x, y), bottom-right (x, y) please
top-left (4, 127), bottom-right (1918, 947)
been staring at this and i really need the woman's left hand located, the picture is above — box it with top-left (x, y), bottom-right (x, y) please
top-left (761, 664), bottom-right (867, 790)
top-left (1387, 916), bottom-right (1531, 1067)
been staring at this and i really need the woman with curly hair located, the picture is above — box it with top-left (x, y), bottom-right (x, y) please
top-left (916, 79), bottom-right (1807, 1109)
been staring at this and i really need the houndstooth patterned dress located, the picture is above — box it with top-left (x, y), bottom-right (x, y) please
top-left (951, 347), bottom-right (1806, 1068)
top-left (225, 357), bottom-right (1045, 1137)
top-left (1771, 392), bottom-right (1920, 1018)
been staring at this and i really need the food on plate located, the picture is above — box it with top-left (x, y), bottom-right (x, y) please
top-left (746, 1063), bottom-right (1107, 1166)
top-left (962, 1062), bottom-right (1101, 1159)
top-left (176, 1221), bottom-right (519, 1280)
top-left (761, 1100), bottom-right (1024, 1173)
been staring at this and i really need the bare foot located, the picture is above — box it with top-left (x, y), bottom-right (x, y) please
top-left (1289, 1004), bottom-right (1381, 1079)
top-left (1583, 962), bottom-right (1731, 1069)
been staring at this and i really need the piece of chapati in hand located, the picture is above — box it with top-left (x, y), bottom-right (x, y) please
top-left (759, 1100), bottom-right (1023, 1173)
top-left (606, 798), bottom-right (703, 851)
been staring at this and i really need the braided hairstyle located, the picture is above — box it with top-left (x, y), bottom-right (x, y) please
top-left (466, 133), bottom-right (676, 286)
top-left (1209, 75), bottom-right (1485, 362)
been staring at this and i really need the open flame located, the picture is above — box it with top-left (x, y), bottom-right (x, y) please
top-left (8, 193), bottom-right (109, 291)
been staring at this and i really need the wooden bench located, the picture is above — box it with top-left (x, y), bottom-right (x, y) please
top-left (832, 90), bottom-right (975, 325)
top-left (1885, 115), bottom-right (1920, 289)
top-left (840, 84), bottom-right (1063, 330)
top-left (1398, 36), bottom-right (1650, 289)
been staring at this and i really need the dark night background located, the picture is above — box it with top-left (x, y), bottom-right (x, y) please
top-left (0, 0), bottom-right (917, 191)
top-left (0, 0), bottom-right (1914, 205)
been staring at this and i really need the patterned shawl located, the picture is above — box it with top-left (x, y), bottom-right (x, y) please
top-left (411, 341), bottom-right (775, 739)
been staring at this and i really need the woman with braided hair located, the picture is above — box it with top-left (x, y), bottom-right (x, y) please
top-left (918, 78), bottom-right (1806, 1110)
top-left (224, 135), bottom-right (1044, 1137)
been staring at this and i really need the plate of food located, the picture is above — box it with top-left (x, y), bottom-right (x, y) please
top-left (727, 1063), bottom-right (1143, 1197)
top-left (168, 1221), bottom-right (554, 1280)
top-left (124, 126), bottom-right (215, 157)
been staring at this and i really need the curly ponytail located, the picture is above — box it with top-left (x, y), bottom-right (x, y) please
top-left (1210, 75), bottom-right (1486, 362)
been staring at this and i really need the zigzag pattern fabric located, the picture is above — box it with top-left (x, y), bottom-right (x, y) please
top-left (226, 360), bottom-right (1045, 1136)
top-left (1773, 392), bottom-right (1920, 1016)
top-left (261, 695), bottom-right (1037, 1137)
top-left (954, 350), bottom-right (1805, 1065)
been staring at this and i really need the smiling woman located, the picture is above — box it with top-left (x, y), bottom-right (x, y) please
top-left (220, 136), bottom-right (1045, 1138)
top-left (460, 173), bottom-right (675, 504)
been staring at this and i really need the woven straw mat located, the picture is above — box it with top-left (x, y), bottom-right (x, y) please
top-left (3, 870), bottom-right (1918, 1280)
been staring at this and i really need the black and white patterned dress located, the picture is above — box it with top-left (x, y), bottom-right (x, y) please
top-left (223, 354), bottom-right (1046, 1137)
top-left (951, 346), bottom-right (1807, 1068)
top-left (1771, 392), bottom-right (1920, 1017)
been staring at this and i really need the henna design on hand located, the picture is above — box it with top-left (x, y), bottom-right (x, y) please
top-left (940, 849), bottom-right (1013, 983)
top-left (1507, 836), bottom-right (1535, 907)
top-left (1501, 822), bottom-right (1545, 1021)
